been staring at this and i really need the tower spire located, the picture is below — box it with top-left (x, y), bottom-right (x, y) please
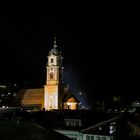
top-left (53, 37), bottom-right (57, 48)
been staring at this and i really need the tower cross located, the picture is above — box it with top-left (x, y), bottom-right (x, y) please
top-left (53, 37), bottom-right (57, 48)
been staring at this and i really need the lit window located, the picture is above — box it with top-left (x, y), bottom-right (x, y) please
top-left (99, 126), bottom-right (102, 130)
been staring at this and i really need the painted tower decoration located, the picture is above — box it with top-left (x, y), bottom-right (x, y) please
top-left (44, 38), bottom-right (63, 110)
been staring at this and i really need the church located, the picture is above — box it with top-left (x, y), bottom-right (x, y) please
top-left (15, 38), bottom-right (79, 110)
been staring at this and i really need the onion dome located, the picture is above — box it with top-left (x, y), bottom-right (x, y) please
top-left (49, 37), bottom-right (58, 55)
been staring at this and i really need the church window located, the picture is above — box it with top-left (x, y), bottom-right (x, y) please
top-left (51, 58), bottom-right (54, 63)
top-left (49, 96), bottom-right (54, 109)
top-left (50, 73), bottom-right (54, 79)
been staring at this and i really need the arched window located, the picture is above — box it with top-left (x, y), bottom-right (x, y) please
top-left (49, 96), bottom-right (54, 109)
top-left (51, 58), bottom-right (54, 63)
top-left (50, 72), bottom-right (54, 79)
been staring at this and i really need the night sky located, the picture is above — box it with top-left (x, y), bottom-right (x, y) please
top-left (0, 2), bottom-right (137, 107)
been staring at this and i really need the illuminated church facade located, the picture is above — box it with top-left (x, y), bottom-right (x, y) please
top-left (15, 38), bottom-right (79, 110)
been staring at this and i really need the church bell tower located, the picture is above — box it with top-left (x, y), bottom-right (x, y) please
top-left (44, 38), bottom-right (63, 110)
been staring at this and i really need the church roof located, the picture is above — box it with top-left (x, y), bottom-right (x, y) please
top-left (49, 47), bottom-right (58, 55)
top-left (14, 88), bottom-right (44, 107)
top-left (67, 97), bottom-right (77, 103)
top-left (64, 95), bottom-right (79, 103)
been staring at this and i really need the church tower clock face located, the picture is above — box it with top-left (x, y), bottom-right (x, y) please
top-left (44, 38), bottom-right (63, 110)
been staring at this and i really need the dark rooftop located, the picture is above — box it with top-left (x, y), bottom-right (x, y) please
top-left (0, 121), bottom-right (71, 140)
top-left (50, 110), bottom-right (116, 130)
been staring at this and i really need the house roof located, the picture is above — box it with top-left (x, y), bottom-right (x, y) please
top-left (0, 121), bottom-right (71, 140)
top-left (54, 110), bottom-right (117, 133)
top-left (81, 115), bottom-right (121, 135)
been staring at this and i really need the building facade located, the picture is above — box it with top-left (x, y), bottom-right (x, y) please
top-left (55, 116), bottom-right (121, 140)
